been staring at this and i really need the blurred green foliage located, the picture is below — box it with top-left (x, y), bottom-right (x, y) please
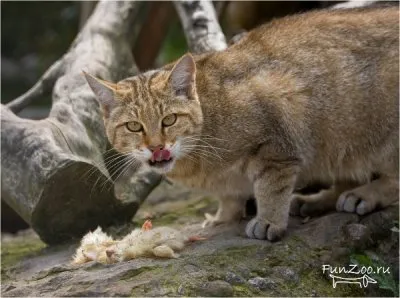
top-left (1, 1), bottom-right (188, 106)
top-left (159, 19), bottom-right (188, 65)
top-left (1, 1), bottom-right (79, 104)
top-left (1, 1), bottom-right (79, 61)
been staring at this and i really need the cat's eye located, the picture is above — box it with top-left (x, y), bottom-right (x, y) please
top-left (126, 121), bottom-right (143, 132)
top-left (162, 114), bottom-right (177, 127)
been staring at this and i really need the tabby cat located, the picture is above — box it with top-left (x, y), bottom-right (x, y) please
top-left (84, 7), bottom-right (399, 241)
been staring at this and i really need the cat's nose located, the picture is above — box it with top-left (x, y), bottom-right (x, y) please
top-left (148, 144), bottom-right (163, 152)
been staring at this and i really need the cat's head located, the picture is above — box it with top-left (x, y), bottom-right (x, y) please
top-left (84, 54), bottom-right (203, 174)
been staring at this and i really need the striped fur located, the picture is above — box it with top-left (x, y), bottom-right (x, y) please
top-left (85, 7), bottom-right (399, 241)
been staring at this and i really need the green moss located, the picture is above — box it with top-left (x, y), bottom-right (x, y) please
top-left (153, 213), bottom-right (180, 226)
top-left (122, 237), bottom-right (367, 297)
top-left (350, 252), bottom-right (399, 296)
top-left (261, 240), bottom-right (365, 296)
top-left (122, 265), bottom-right (163, 281)
top-left (286, 269), bottom-right (364, 297)
top-left (1, 237), bottom-right (46, 281)
top-left (128, 265), bottom-right (171, 296)
top-left (233, 284), bottom-right (258, 296)
top-left (150, 196), bottom-right (218, 226)
top-left (197, 238), bottom-right (364, 297)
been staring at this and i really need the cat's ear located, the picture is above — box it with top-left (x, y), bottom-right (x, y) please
top-left (82, 71), bottom-right (117, 117)
top-left (169, 53), bottom-right (197, 99)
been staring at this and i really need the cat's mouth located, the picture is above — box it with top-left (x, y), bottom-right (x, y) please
top-left (147, 149), bottom-right (174, 170)
top-left (148, 158), bottom-right (173, 168)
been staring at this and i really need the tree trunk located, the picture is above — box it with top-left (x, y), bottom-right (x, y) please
top-left (173, 0), bottom-right (227, 53)
top-left (1, 1), bottom-right (162, 245)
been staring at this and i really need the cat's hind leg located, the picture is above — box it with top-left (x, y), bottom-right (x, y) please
top-left (290, 182), bottom-right (356, 217)
top-left (202, 195), bottom-right (245, 228)
top-left (336, 175), bottom-right (399, 215)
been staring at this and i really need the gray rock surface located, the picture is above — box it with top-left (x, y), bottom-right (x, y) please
top-left (248, 277), bottom-right (276, 290)
top-left (1, 188), bottom-right (398, 297)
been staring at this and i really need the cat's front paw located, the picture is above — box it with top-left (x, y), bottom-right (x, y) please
top-left (245, 217), bottom-right (286, 241)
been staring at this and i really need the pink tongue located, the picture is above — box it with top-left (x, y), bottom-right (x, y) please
top-left (152, 149), bottom-right (171, 162)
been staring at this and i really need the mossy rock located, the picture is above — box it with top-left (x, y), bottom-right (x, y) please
top-left (1, 194), bottom-right (397, 297)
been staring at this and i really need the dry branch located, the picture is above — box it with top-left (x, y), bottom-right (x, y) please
top-left (1, 0), bottom-right (162, 244)
top-left (174, 0), bottom-right (227, 53)
top-left (331, 0), bottom-right (380, 9)
top-left (6, 58), bottom-right (65, 113)
top-left (79, 1), bottom-right (97, 29)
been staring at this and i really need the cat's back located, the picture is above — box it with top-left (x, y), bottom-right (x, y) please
top-left (231, 7), bottom-right (398, 59)
top-left (200, 6), bottom-right (398, 85)
top-left (195, 6), bottom-right (398, 182)
top-left (199, 6), bottom-right (398, 120)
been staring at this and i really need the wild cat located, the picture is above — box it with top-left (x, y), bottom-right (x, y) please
top-left (84, 7), bottom-right (399, 241)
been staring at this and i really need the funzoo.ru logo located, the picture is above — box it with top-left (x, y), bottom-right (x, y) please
top-left (322, 264), bottom-right (391, 288)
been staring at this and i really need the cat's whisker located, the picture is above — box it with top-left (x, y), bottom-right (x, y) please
top-left (182, 147), bottom-right (225, 162)
top-left (183, 142), bottom-right (231, 154)
top-left (101, 147), bottom-right (120, 155)
top-left (88, 155), bottom-right (128, 190)
top-left (180, 143), bottom-right (226, 160)
top-left (179, 147), bottom-right (209, 164)
top-left (179, 152), bottom-right (198, 164)
top-left (180, 144), bottom-right (225, 159)
top-left (106, 159), bottom-right (130, 178)
top-left (181, 149), bottom-right (211, 164)
top-left (102, 156), bottom-right (139, 192)
top-left (103, 153), bottom-right (130, 166)
top-left (82, 150), bottom-right (131, 184)
top-left (189, 134), bottom-right (227, 142)
top-left (80, 158), bottom-right (112, 186)
top-left (186, 152), bottom-right (215, 165)
top-left (180, 136), bottom-right (231, 152)
top-left (180, 147), bottom-right (222, 160)
top-left (103, 153), bottom-right (128, 163)
top-left (181, 143), bottom-right (230, 153)
top-left (85, 149), bottom-right (142, 194)
top-left (88, 158), bottom-right (125, 195)
top-left (115, 158), bottom-right (140, 182)
top-left (187, 136), bottom-right (229, 147)
top-left (85, 149), bottom-right (137, 195)
top-left (103, 158), bottom-right (128, 172)
top-left (191, 152), bottom-right (224, 163)
top-left (99, 158), bottom-right (133, 192)
top-left (106, 155), bottom-right (137, 178)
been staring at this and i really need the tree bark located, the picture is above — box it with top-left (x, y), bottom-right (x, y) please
top-left (173, 0), bottom-right (227, 53)
top-left (1, 1), bottom-right (162, 245)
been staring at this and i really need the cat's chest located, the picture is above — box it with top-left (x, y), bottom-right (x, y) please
top-left (169, 160), bottom-right (253, 197)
